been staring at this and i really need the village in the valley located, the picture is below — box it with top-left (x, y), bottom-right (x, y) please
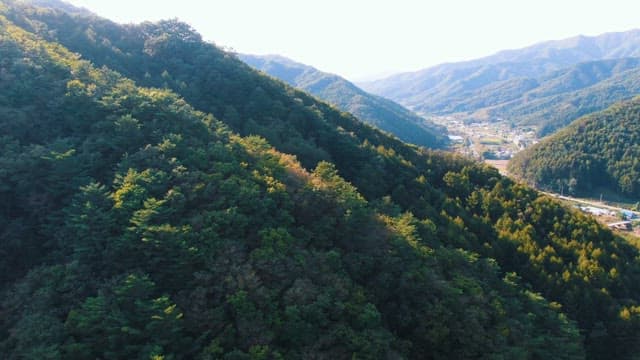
top-left (428, 115), bottom-right (539, 160)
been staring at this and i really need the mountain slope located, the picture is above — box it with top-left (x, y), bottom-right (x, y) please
top-left (509, 97), bottom-right (640, 199)
top-left (3, 1), bottom-right (640, 358)
top-left (0, 7), bottom-right (583, 359)
top-left (240, 54), bottom-right (448, 148)
top-left (492, 63), bottom-right (640, 135)
top-left (360, 30), bottom-right (640, 135)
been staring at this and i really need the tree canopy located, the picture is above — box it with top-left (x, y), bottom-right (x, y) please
top-left (509, 97), bottom-right (640, 200)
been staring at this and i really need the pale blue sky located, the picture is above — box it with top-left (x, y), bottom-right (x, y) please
top-left (65, 0), bottom-right (640, 81)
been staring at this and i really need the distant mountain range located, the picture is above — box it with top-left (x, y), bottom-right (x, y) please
top-left (240, 54), bottom-right (448, 148)
top-left (509, 96), bottom-right (640, 199)
top-left (360, 29), bottom-right (640, 136)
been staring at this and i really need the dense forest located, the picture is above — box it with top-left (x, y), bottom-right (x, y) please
top-left (360, 31), bottom-right (640, 136)
top-left (239, 54), bottom-right (448, 148)
top-left (3, 1), bottom-right (640, 359)
top-left (509, 97), bottom-right (640, 199)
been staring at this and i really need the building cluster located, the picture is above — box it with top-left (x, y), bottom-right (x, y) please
top-left (431, 116), bottom-right (538, 160)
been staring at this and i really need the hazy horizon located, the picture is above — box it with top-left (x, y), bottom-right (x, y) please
top-left (65, 0), bottom-right (640, 81)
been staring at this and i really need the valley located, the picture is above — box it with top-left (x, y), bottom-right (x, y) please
top-left (428, 115), bottom-right (539, 160)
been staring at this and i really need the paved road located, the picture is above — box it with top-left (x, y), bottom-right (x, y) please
top-left (542, 191), bottom-right (640, 217)
top-left (482, 158), bottom-right (640, 218)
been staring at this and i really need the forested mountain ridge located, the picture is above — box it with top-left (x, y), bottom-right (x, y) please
top-left (239, 54), bottom-right (448, 148)
top-left (360, 30), bottom-right (640, 136)
top-left (361, 28), bottom-right (640, 102)
top-left (481, 58), bottom-right (640, 135)
top-left (4, 1), bottom-right (418, 171)
top-left (0, 7), bottom-right (581, 358)
top-left (509, 97), bottom-right (640, 199)
top-left (3, 1), bottom-right (640, 358)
